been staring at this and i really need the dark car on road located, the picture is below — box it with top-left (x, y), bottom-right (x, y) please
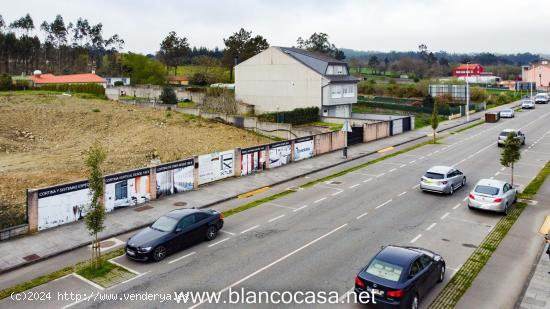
top-left (125, 208), bottom-right (224, 262)
top-left (354, 245), bottom-right (445, 309)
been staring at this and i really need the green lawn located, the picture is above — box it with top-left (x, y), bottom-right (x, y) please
top-left (307, 121), bottom-right (343, 131)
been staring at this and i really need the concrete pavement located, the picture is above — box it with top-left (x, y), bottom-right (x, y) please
top-left (2, 101), bottom-right (547, 309)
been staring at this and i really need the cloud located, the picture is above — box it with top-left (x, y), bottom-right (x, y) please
top-left (2, 0), bottom-right (549, 54)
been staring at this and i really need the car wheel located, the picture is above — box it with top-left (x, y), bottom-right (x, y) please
top-left (437, 264), bottom-right (445, 283)
top-left (462, 177), bottom-right (466, 188)
top-left (497, 143), bottom-right (501, 147)
top-left (514, 195), bottom-right (518, 204)
top-left (206, 226), bottom-right (218, 241)
top-left (503, 203), bottom-right (509, 216)
top-left (411, 294), bottom-right (419, 309)
top-left (449, 185), bottom-right (454, 195)
top-left (152, 245), bottom-right (167, 262)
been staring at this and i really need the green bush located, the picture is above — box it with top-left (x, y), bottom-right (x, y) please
top-left (38, 83), bottom-right (106, 96)
top-left (258, 107), bottom-right (320, 125)
top-left (0, 75), bottom-right (12, 91)
top-left (114, 81), bottom-right (124, 87)
top-left (160, 86), bottom-right (177, 104)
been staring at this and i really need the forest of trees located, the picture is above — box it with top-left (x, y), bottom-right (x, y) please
top-left (0, 13), bottom-right (124, 75)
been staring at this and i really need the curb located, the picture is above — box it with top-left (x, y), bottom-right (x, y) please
top-left (0, 111), bottom-right (500, 275)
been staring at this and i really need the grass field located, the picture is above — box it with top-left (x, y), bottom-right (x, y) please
top-left (0, 94), bottom-right (272, 228)
top-left (172, 65), bottom-right (231, 82)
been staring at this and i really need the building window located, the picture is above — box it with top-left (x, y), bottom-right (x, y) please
top-left (343, 85), bottom-right (355, 97)
top-left (326, 65), bottom-right (347, 75)
top-left (331, 85), bottom-right (342, 98)
top-left (115, 181), bottom-right (128, 200)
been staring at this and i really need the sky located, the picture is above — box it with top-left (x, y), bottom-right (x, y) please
top-left (2, 0), bottom-right (550, 55)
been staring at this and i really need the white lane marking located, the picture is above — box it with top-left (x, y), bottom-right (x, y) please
top-left (109, 257), bottom-right (141, 274)
top-left (168, 251), bottom-right (196, 264)
top-left (376, 173), bottom-right (386, 177)
top-left (72, 273), bottom-right (105, 290)
top-left (188, 224), bottom-right (349, 309)
top-left (398, 191), bottom-right (407, 197)
top-left (494, 171), bottom-right (500, 176)
top-left (363, 178), bottom-right (373, 183)
top-left (412, 184), bottom-right (420, 189)
top-left (376, 199), bottom-right (393, 209)
top-left (500, 167), bottom-right (506, 171)
top-left (434, 150), bottom-right (440, 154)
top-left (293, 205), bottom-right (308, 212)
top-left (220, 230), bottom-right (236, 236)
top-left (410, 234), bottom-right (422, 243)
top-left (338, 288), bottom-right (355, 302)
top-left (453, 203), bottom-right (461, 210)
top-left (268, 214), bottom-right (285, 222)
top-left (332, 191), bottom-right (343, 196)
top-left (349, 184), bottom-right (360, 189)
top-left (389, 168), bottom-right (397, 173)
top-left (356, 212), bottom-right (368, 220)
top-left (266, 202), bottom-right (297, 210)
top-left (409, 160), bottom-right (416, 164)
top-left (463, 196), bottom-right (468, 201)
top-left (208, 238), bottom-right (230, 247)
top-left (419, 156), bottom-right (425, 159)
top-left (240, 225), bottom-right (260, 234)
top-left (426, 153), bottom-right (433, 157)
top-left (440, 212), bottom-right (450, 220)
top-left (426, 223), bottom-right (437, 231)
top-left (314, 197), bottom-right (327, 204)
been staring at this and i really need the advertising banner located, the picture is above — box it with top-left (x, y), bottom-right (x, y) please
top-left (105, 168), bottom-right (151, 210)
top-left (37, 181), bottom-right (94, 230)
top-left (241, 145), bottom-right (267, 175)
top-left (155, 159), bottom-right (194, 198)
top-left (198, 150), bottom-right (234, 184)
top-left (294, 136), bottom-right (314, 161)
top-left (268, 141), bottom-right (292, 168)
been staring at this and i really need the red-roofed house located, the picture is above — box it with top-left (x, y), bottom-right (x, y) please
top-left (29, 72), bottom-right (107, 87)
top-left (452, 63), bottom-right (485, 77)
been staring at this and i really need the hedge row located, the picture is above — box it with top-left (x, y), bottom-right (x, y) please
top-left (258, 107), bottom-right (320, 125)
top-left (38, 83), bottom-right (105, 95)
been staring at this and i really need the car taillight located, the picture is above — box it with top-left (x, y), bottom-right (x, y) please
top-left (387, 289), bottom-right (404, 298)
top-left (469, 194), bottom-right (475, 200)
top-left (355, 276), bottom-right (365, 288)
top-left (219, 213), bottom-right (224, 220)
top-left (494, 198), bottom-right (502, 202)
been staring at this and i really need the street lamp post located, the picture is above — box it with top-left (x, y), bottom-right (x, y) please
top-left (465, 62), bottom-right (470, 122)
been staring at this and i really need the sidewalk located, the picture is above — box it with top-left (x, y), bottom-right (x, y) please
top-left (455, 175), bottom-right (550, 309)
top-left (0, 103), bottom-right (516, 275)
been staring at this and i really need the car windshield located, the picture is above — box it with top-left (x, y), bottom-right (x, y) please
top-left (366, 259), bottom-right (403, 282)
top-left (424, 172), bottom-right (444, 179)
top-left (500, 131), bottom-right (514, 137)
top-left (502, 109), bottom-right (512, 113)
top-left (151, 216), bottom-right (178, 232)
top-left (474, 185), bottom-right (500, 196)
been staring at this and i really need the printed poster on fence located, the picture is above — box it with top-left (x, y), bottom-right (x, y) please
top-left (241, 145), bottom-right (267, 175)
top-left (294, 136), bottom-right (314, 161)
top-left (269, 141), bottom-right (292, 168)
top-left (155, 159), bottom-right (194, 198)
top-left (104, 168), bottom-right (151, 210)
top-left (198, 150), bottom-right (234, 184)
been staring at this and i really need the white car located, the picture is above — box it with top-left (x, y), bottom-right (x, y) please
top-left (534, 93), bottom-right (549, 104)
top-left (468, 179), bottom-right (517, 215)
top-left (521, 100), bottom-right (535, 109)
top-left (499, 109), bottom-right (515, 118)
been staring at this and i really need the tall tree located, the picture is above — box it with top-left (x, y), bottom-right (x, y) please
top-left (0, 15), bottom-right (5, 32)
top-left (296, 32), bottom-right (345, 60)
top-left (500, 132), bottom-right (521, 186)
top-left (84, 142), bottom-right (106, 269)
top-left (9, 14), bottom-right (34, 36)
top-left (368, 56), bottom-right (380, 74)
top-left (158, 31), bottom-right (190, 75)
top-left (430, 101), bottom-right (439, 144)
top-left (223, 28), bottom-right (269, 80)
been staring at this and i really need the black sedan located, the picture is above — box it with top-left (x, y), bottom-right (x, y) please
top-left (125, 208), bottom-right (224, 262)
top-left (354, 245), bottom-right (445, 309)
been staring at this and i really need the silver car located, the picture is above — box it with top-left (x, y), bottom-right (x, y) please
top-left (468, 179), bottom-right (517, 215)
top-left (420, 166), bottom-right (466, 195)
top-left (497, 129), bottom-right (525, 147)
top-left (499, 108), bottom-right (515, 118)
top-left (521, 100), bottom-right (535, 109)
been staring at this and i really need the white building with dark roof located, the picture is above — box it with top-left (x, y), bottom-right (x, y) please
top-left (235, 46), bottom-right (360, 118)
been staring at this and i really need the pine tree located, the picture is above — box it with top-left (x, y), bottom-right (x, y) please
top-left (500, 132), bottom-right (521, 185)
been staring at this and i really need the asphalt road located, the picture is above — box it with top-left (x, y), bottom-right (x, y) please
top-left (3, 104), bottom-right (550, 309)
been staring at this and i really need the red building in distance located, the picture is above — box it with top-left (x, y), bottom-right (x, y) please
top-left (452, 63), bottom-right (485, 77)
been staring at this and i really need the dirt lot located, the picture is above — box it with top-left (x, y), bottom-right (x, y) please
top-left (0, 94), bottom-right (272, 228)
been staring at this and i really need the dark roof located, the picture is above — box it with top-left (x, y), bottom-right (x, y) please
top-left (276, 47), bottom-right (360, 83)
top-left (165, 208), bottom-right (200, 219)
top-left (375, 245), bottom-right (421, 266)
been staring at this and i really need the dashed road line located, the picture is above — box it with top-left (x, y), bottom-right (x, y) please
top-left (412, 184), bottom-right (420, 189)
top-left (409, 160), bottom-right (416, 164)
top-left (376, 199), bottom-right (393, 209)
top-left (426, 223), bottom-right (437, 231)
top-left (453, 203), bottom-right (461, 210)
top-left (293, 205), bottom-right (308, 212)
top-left (363, 178), bottom-right (373, 183)
top-left (400, 164), bottom-right (407, 168)
top-left (410, 234), bottom-right (423, 243)
top-left (208, 238), bottom-right (230, 247)
top-left (440, 212), bottom-right (450, 220)
top-left (168, 251), bottom-right (196, 264)
top-left (266, 202), bottom-right (297, 210)
top-left (356, 212), bottom-right (368, 220)
top-left (332, 191), bottom-right (343, 196)
top-left (398, 191), bottom-right (407, 197)
top-left (463, 196), bottom-right (468, 201)
top-left (268, 214), bottom-right (285, 222)
top-left (349, 184), bottom-right (360, 189)
top-left (241, 225), bottom-right (260, 234)
top-left (376, 173), bottom-right (386, 177)
top-left (314, 197), bottom-right (327, 204)
top-left (388, 168), bottom-right (397, 173)
top-left (220, 230), bottom-right (236, 236)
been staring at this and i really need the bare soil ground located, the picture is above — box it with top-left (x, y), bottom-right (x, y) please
top-left (0, 94), bottom-right (271, 228)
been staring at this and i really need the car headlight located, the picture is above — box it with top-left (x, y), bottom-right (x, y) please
top-left (138, 246), bottom-right (152, 253)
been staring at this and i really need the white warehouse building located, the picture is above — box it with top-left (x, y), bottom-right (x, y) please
top-left (235, 46), bottom-right (360, 118)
